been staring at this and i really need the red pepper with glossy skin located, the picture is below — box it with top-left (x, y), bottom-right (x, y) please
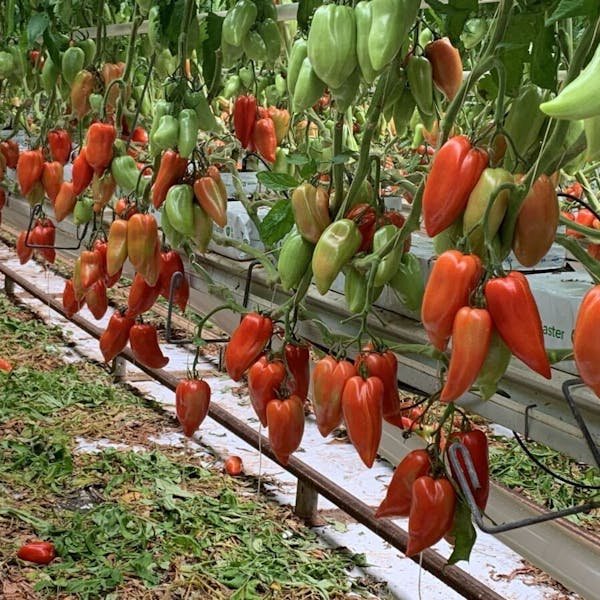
top-left (63, 279), bottom-right (84, 317)
top-left (71, 69), bottom-right (95, 119)
top-left (484, 271), bottom-right (551, 378)
top-left (17, 541), bottom-right (56, 565)
top-left (106, 219), bottom-right (129, 276)
top-left (311, 356), bottom-right (356, 437)
top-left (92, 239), bottom-right (108, 279)
top-left (375, 449), bottom-right (432, 518)
top-left (85, 123), bottom-right (116, 173)
top-left (355, 347), bottom-right (400, 419)
top-left (441, 307), bottom-right (492, 403)
top-left (424, 37), bottom-right (463, 101)
top-left (252, 117), bottom-right (277, 163)
top-left (247, 355), bottom-right (286, 426)
top-left (71, 148), bottom-right (94, 196)
top-left (224, 312), bottom-right (273, 381)
top-left (284, 342), bottom-right (310, 400)
top-left (54, 182), bottom-right (76, 222)
top-left (346, 203), bottom-right (377, 253)
top-left (291, 183), bottom-right (331, 244)
top-left (36, 218), bottom-right (56, 264)
top-left (114, 197), bottom-right (138, 219)
top-left (85, 280), bottom-right (108, 320)
top-left (126, 272), bottom-right (161, 317)
top-left (176, 378), bottom-right (211, 437)
top-left (449, 428), bottom-right (490, 511)
top-left (233, 95), bottom-right (257, 149)
top-left (99, 310), bottom-right (135, 362)
top-left (79, 249), bottom-right (103, 289)
top-left (127, 213), bottom-right (159, 273)
top-left (0, 139), bottom-right (19, 168)
top-left (151, 150), bottom-right (188, 209)
top-left (17, 149), bottom-right (44, 196)
top-left (47, 129), bottom-right (72, 165)
top-left (16, 231), bottom-right (33, 264)
top-left (41, 161), bottom-right (63, 202)
top-left (129, 323), bottom-right (169, 369)
top-left (193, 175), bottom-right (228, 228)
top-left (422, 136), bottom-right (488, 237)
top-left (92, 171), bottom-right (116, 213)
top-left (341, 375), bottom-right (384, 468)
top-left (406, 476), bottom-right (456, 556)
top-left (421, 250), bottom-right (483, 351)
top-left (573, 285), bottom-right (600, 398)
top-left (158, 250), bottom-right (189, 311)
top-left (266, 395), bottom-right (305, 465)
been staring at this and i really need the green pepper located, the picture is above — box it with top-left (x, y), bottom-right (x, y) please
top-left (89, 93), bottom-right (103, 114)
top-left (432, 218), bottom-right (463, 256)
top-left (372, 224), bottom-right (403, 287)
top-left (61, 46), bottom-right (85, 86)
top-left (389, 252), bottom-right (424, 312)
top-left (331, 68), bottom-right (361, 112)
top-left (151, 114), bottom-right (179, 153)
top-left (222, 0), bottom-right (258, 47)
top-left (135, 0), bottom-right (152, 17)
top-left (312, 219), bottom-right (362, 295)
top-left (155, 48), bottom-right (177, 79)
top-left (273, 148), bottom-right (295, 176)
top-left (0, 51), bottom-right (15, 79)
top-left (238, 66), bottom-right (254, 89)
top-left (462, 167), bottom-right (513, 257)
top-left (278, 231), bottom-right (314, 291)
top-left (165, 184), bottom-right (195, 236)
top-left (275, 73), bottom-right (286, 95)
top-left (475, 329), bottom-right (511, 400)
top-left (73, 197), bottom-right (94, 226)
top-left (222, 41), bottom-right (245, 68)
top-left (8, 46), bottom-right (25, 82)
top-left (344, 265), bottom-right (383, 314)
top-left (292, 182), bottom-right (331, 244)
top-left (258, 18), bottom-right (281, 64)
top-left (584, 114), bottom-right (600, 162)
top-left (223, 75), bottom-right (242, 99)
top-left (307, 5), bottom-right (357, 90)
top-left (178, 109), bottom-right (199, 159)
top-left (147, 6), bottom-right (163, 52)
top-left (183, 89), bottom-right (221, 133)
top-left (243, 30), bottom-right (268, 62)
top-left (368, 0), bottom-right (419, 72)
top-left (293, 57), bottom-right (326, 113)
top-left (161, 203), bottom-right (185, 248)
top-left (76, 39), bottom-right (97, 65)
top-left (287, 38), bottom-right (308, 97)
top-left (40, 56), bottom-right (59, 93)
top-left (355, 1), bottom-right (378, 84)
top-left (111, 155), bottom-right (148, 195)
top-left (561, 119), bottom-right (586, 175)
top-left (191, 204), bottom-right (213, 253)
top-left (256, 0), bottom-right (277, 21)
top-left (503, 84), bottom-right (549, 171)
top-left (407, 55), bottom-right (434, 122)
top-left (391, 84), bottom-right (416, 138)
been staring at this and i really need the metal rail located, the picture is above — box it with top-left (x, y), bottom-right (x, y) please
top-left (0, 259), bottom-right (503, 600)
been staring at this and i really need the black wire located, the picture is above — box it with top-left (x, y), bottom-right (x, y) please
top-left (558, 191), bottom-right (600, 222)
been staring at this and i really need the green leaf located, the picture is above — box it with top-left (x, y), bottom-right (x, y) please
top-left (256, 171), bottom-right (300, 191)
top-left (259, 199), bottom-right (294, 246)
top-left (27, 12), bottom-right (49, 46)
top-left (332, 151), bottom-right (358, 164)
top-left (43, 29), bottom-right (61, 68)
top-left (286, 153), bottom-right (311, 165)
top-left (531, 23), bottom-right (558, 90)
top-left (425, 0), bottom-right (478, 44)
top-left (297, 0), bottom-right (321, 34)
top-left (546, 0), bottom-right (600, 25)
top-left (447, 498), bottom-right (477, 565)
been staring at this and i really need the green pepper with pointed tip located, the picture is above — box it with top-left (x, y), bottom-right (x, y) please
top-left (165, 184), bottom-right (195, 236)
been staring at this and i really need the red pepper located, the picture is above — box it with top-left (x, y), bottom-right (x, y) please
top-left (114, 196), bottom-right (138, 219)
top-left (252, 117), bottom-right (277, 163)
top-left (106, 219), bottom-right (129, 277)
top-left (92, 171), bottom-right (116, 213)
top-left (247, 355), bottom-right (286, 426)
top-left (0, 358), bottom-right (12, 371)
top-left (311, 355), bottom-right (356, 437)
top-left (484, 271), bottom-right (551, 378)
top-left (99, 310), bottom-right (135, 362)
top-left (41, 161), bottom-right (64, 202)
top-left (422, 136), bottom-right (488, 237)
top-left (158, 250), bottom-right (188, 310)
top-left (71, 147), bottom-right (94, 196)
top-left (54, 181), bottom-right (76, 222)
top-left (129, 323), bottom-right (169, 369)
top-left (16, 231), bottom-right (33, 264)
top-left (266, 395), bottom-right (305, 465)
top-left (449, 428), bottom-right (490, 511)
top-left (127, 213), bottom-right (159, 274)
top-left (233, 94), bottom-right (257, 149)
top-left (70, 69), bottom-right (95, 119)
top-left (85, 280), bottom-right (108, 320)
top-left (176, 378), bottom-right (211, 437)
top-left (421, 250), bottom-right (482, 351)
top-left (126, 272), bottom-right (161, 317)
top-left (193, 175), bottom-right (228, 228)
top-left (341, 375), bottom-right (384, 468)
top-left (424, 37), bottom-right (463, 101)
top-left (573, 285), bottom-right (600, 398)
top-left (406, 476), bottom-right (456, 556)
top-left (36, 218), bottom-right (56, 264)
top-left (47, 129), bottom-right (72, 165)
top-left (0, 139), bottom-right (19, 168)
top-left (131, 126), bottom-right (149, 145)
top-left (355, 346), bottom-right (400, 420)
top-left (151, 150), bottom-right (188, 209)
top-left (267, 107), bottom-right (291, 144)
top-left (85, 123), bottom-right (116, 174)
top-left (79, 249), bottom-right (103, 289)
top-left (375, 449), bottom-right (432, 518)
top-left (224, 313), bottom-right (273, 381)
top-left (441, 307), bottom-right (492, 403)
top-left (17, 541), bottom-right (56, 565)
top-left (17, 149), bottom-right (44, 196)
top-left (284, 342), bottom-right (310, 400)
top-left (63, 279), bottom-right (84, 317)
top-left (92, 239), bottom-right (108, 279)
top-left (345, 203), bottom-right (377, 253)
top-left (0, 188), bottom-right (5, 211)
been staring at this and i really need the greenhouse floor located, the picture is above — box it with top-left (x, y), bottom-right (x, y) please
top-left (0, 240), bottom-right (582, 599)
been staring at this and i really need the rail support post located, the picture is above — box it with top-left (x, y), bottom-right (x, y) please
top-left (4, 274), bottom-right (15, 296)
top-left (113, 356), bottom-right (127, 382)
top-left (294, 480), bottom-right (319, 523)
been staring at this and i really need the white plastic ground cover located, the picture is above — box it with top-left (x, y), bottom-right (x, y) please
top-left (0, 242), bottom-right (579, 600)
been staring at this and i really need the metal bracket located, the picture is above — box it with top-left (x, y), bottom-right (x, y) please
top-left (447, 441), bottom-right (600, 534)
top-left (25, 203), bottom-right (89, 250)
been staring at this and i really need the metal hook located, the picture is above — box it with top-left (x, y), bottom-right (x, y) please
top-left (524, 403), bottom-right (537, 443)
top-left (242, 259), bottom-right (261, 310)
top-left (25, 203), bottom-right (89, 250)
